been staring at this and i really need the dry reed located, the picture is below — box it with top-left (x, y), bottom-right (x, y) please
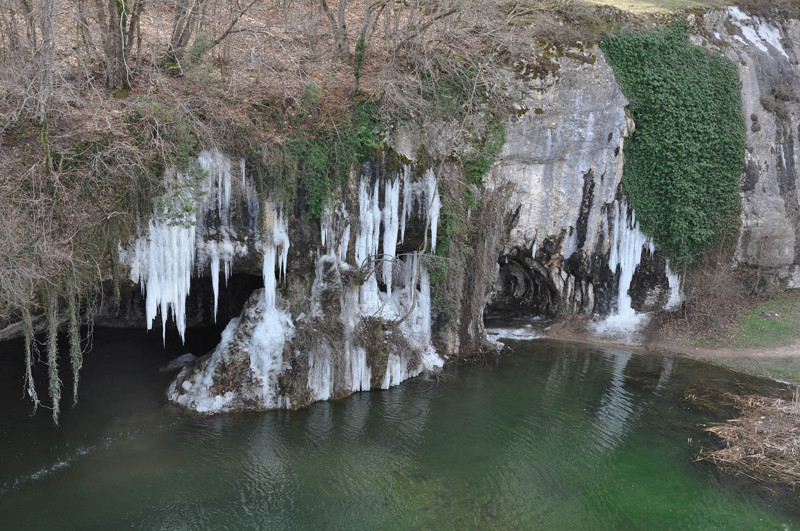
top-left (698, 390), bottom-right (800, 488)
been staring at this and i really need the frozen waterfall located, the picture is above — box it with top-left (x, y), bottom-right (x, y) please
top-left (593, 198), bottom-right (682, 338)
top-left (120, 149), bottom-right (257, 342)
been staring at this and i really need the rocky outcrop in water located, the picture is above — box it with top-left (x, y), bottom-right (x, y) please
top-left (122, 153), bottom-right (444, 412)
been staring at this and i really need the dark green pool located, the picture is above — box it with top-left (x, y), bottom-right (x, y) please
top-left (0, 329), bottom-right (797, 529)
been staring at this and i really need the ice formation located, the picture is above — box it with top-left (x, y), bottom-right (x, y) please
top-left (168, 210), bottom-right (293, 413)
top-left (355, 171), bottom-right (442, 385)
top-left (426, 169), bottom-right (442, 253)
top-left (304, 167), bottom-right (445, 402)
top-left (382, 178), bottom-right (400, 293)
top-left (400, 165), bottom-right (441, 253)
top-left (594, 198), bottom-right (682, 338)
top-left (168, 162), bottom-right (444, 413)
top-left (120, 150), bottom-right (257, 341)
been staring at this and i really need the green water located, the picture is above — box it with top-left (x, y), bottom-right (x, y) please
top-left (0, 329), bottom-right (798, 529)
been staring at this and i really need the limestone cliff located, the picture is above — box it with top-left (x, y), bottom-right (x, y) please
top-left (698, 8), bottom-right (800, 288)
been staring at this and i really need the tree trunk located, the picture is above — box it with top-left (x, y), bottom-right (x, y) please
top-left (168, 0), bottom-right (205, 64)
top-left (320, 0), bottom-right (351, 62)
top-left (36, 0), bottom-right (55, 122)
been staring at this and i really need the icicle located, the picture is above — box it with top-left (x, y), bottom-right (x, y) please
top-left (382, 354), bottom-right (409, 389)
top-left (400, 164), bottom-right (412, 244)
top-left (341, 284), bottom-right (372, 392)
top-left (134, 220), bottom-right (197, 344)
top-left (425, 169), bottom-right (441, 253)
top-left (339, 224), bottom-right (351, 262)
top-left (355, 176), bottom-right (381, 266)
top-left (417, 259), bottom-right (432, 341)
top-left (121, 149), bottom-right (254, 344)
top-left (262, 243), bottom-right (277, 310)
top-left (595, 197), bottom-right (684, 337)
top-left (210, 243), bottom-right (220, 321)
top-left (350, 345), bottom-right (372, 392)
top-left (666, 264), bottom-right (683, 310)
top-left (307, 349), bottom-right (333, 401)
top-left (262, 208), bottom-right (290, 308)
top-left (382, 178), bottom-right (400, 293)
top-left (273, 210), bottom-right (290, 283)
top-left (370, 182), bottom-right (381, 258)
top-left (609, 198), bottom-right (649, 319)
top-left (198, 150), bottom-right (232, 226)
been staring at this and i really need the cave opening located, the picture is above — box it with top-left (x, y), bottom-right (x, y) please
top-left (487, 257), bottom-right (558, 318)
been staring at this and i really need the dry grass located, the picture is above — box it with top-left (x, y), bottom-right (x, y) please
top-left (698, 391), bottom-right (800, 488)
top-left (583, 0), bottom-right (726, 14)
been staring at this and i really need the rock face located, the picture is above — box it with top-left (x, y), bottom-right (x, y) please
top-left (698, 9), bottom-right (800, 288)
top-left (486, 50), bottom-right (680, 318)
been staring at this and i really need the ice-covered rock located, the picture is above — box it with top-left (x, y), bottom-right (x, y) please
top-left (167, 165), bottom-right (443, 413)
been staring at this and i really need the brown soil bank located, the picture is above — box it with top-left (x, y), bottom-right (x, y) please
top-left (644, 339), bottom-right (800, 384)
top-left (648, 295), bottom-right (800, 384)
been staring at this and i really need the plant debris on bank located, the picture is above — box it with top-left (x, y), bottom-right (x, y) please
top-left (697, 391), bottom-right (800, 489)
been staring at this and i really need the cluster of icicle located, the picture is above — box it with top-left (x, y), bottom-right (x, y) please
top-left (594, 197), bottom-right (682, 336)
top-left (307, 165), bottom-right (444, 402)
top-left (151, 154), bottom-right (443, 413)
top-left (120, 150), bottom-right (257, 342)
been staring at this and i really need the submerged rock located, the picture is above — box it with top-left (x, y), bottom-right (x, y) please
top-left (159, 353), bottom-right (198, 373)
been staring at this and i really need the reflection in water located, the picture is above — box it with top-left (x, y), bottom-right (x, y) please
top-left (591, 351), bottom-right (634, 452)
top-left (656, 356), bottom-right (674, 391)
top-left (0, 333), bottom-right (797, 529)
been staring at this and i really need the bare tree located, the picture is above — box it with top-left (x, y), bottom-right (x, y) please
top-left (168, 0), bottom-right (258, 69)
top-left (93, 0), bottom-right (145, 90)
top-left (319, 0), bottom-right (350, 62)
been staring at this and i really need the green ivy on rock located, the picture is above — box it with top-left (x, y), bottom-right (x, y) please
top-left (601, 20), bottom-right (745, 263)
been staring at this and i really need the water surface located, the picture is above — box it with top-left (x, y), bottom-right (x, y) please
top-left (0, 329), bottom-right (797, 529)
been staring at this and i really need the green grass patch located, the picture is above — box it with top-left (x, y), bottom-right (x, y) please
top-left (253, 98), bottom-right (384, 219)
top-left (601, 21), bottom-right (745, 263)
top-left (731, 298), bottom-right (800, 348)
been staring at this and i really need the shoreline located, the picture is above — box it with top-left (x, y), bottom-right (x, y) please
top-left (491, 314), bottom-right (800, 385)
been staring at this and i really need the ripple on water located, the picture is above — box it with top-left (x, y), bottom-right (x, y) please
top-left (1, 338), bottom-right (799, 529)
